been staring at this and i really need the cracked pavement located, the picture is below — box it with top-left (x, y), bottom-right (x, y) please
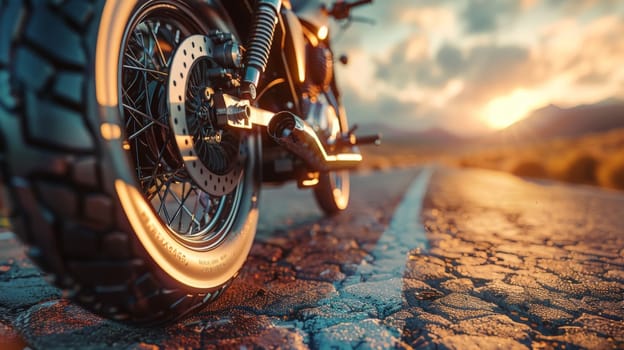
top-left (0, 166), bottom-right (623, 349)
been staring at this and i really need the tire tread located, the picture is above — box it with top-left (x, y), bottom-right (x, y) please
top-left (0, 0), bottom-right (231, 324)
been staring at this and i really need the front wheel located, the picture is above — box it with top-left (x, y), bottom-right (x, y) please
top-left (310, 92), bottom-right (351, 215)
top-left (0, 0), bottom-right (259, 323)
top-left (314, 170), bottom-right (350, 215)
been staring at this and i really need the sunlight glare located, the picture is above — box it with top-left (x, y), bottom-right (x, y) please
top-left (317, 26), bottom-right (329, 40)
top-left (483, 89), bottom-right (545, 130)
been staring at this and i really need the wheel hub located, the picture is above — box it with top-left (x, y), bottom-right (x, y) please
top-left (168, 35), bottom-right (243, 196)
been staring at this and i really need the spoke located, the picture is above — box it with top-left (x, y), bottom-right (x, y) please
top-left (122, 79), bottom-right (148, 103)
top-left (141, 55), bottom-right (152, 123)
top-left (146, 172), bottom-right (170, 201)
top-left (158, 181), bottom-right (173, 223)
top-left (123, 88), bottom-right (148, 125)
top-left (132, 30), bottom-right (164, 125)
top-left (144, 132), bottom-right (174, 191)
top-left (187, 188), bottom-right (205, 235)
top-left (123, 64), bottom-right (168, 77)
top-left (132, 30), bottom-right (150, 68)
top-left (168, 182), bottom-right (194, 228)
top-left (132, 138), bottom-right (143, 182)
top-left (178, 182), bottom-right (188, 230)
top-left (123, 104), bottom-right (169, 129)
top-left (122, 88), bottom-right (144, 129)
top-left (148, 21), bottom-right (168, 68)
top-left (140, 170), bottom-right (179, 182)
top-left (142, 134), bottom-right (177, 198)
top-left (133, 29), bottom-right (158, 69)
top-left (121, 87), bottom-right (138, 109)
top-left (184, 184), bottom-right (200, 231)
top-left (128, 121), bottom-right (155, 140)
top-left (125, 53), bottom-right (147, 70)
top-left (171, 182), bottom-right (186, 229)
top-left (169, 185), bottom-right (200, 229)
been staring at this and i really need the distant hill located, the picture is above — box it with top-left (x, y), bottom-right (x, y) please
top-left (358, 98), bottom-right (624, 147)
top-left (357, 123), bottom-right (463, 145)
top-left (490, 99), bottom-right (624, 142)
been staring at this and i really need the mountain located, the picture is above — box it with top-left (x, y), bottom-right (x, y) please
top-left (358, 98), bottom-right (624, 146)
top-left (357, 123), bottom-right (463, 145)
top-left (490, 98), bottom-right (624, 142)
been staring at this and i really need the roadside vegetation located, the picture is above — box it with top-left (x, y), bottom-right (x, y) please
top-left (360, 138), bottom-right (457, 172)
top-left (361, 128), bottom-right (624, 191)
top-left (457, 128), bottom-right (624, 190)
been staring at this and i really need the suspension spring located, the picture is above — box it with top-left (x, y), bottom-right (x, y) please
top-left (242, 0), bottom-right (282, 100)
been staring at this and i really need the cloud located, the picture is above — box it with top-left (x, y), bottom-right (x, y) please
top-left (342, 86), bottom-right (491, 135)
top-left (345, 36), bottom-right (539, 134)
top-left (375, 37), bottom-right (535, 101)
top-left (334, 0), bottom-right (624, 135)
top-left (460, 0), bottom-right (521, 33)
top-left (576, 70), bottom-right (609, 85)
top-left (436, 44), bottom-right (463, 77)
top-left (397, 6), bottom-right (456, 29)
top-left (543, 0), bottom-right (624, 14)
top-left (535, 15), bottom-right (624, 86)
top-left (373, 37), bottom-right (462, 89)
top-left (457, 45), bottom-right (535, 104)
top-left (343, 92), bottom-right (422, 127)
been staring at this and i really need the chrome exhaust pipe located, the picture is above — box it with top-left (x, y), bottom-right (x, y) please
top-left (210, 93), bottom-right (363, 171)
top-left (267, 111), bottom-right (362, 172)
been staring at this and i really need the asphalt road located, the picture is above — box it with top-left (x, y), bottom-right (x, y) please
top-left (0, 166), bottom-right (623, 349)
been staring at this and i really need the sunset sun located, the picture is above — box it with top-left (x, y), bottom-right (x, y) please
top-left (482, 89), bottom-right (546, 130)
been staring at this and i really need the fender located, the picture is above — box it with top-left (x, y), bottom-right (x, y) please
top-left (281, 8), bottom-right (307, 83)
top-left (200, 0), bottom-right (242, 39)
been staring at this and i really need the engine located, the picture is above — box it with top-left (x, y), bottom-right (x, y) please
top-left (307, 43), bottom-right (334, 89)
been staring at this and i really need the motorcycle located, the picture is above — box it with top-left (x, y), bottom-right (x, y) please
top-left (0, 0), bottom-right (378, 323)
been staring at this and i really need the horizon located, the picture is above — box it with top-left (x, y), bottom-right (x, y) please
top-left (333, 0), bottom-right (624, 137)
top-left (357, 97), bottom-right (624, 138)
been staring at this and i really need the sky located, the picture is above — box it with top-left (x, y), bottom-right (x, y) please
top-left (330, 0), bottom-right (624, 135)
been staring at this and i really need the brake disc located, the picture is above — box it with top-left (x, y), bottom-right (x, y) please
top-left (168, 35), bottom-right (244, 196)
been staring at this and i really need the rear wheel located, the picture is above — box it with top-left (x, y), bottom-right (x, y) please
top-left (0, 0), bottom-right (259, 323)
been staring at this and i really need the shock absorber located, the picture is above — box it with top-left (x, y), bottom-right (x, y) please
top-left (242, 0), bottom-right (282, 100)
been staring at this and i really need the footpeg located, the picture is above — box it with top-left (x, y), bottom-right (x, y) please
top-left (298, 171), bottom-right (320, 188)
top-left (352, 133), bottom-right (381, 146)
top-left (338, 124), bottom-right (381, 147)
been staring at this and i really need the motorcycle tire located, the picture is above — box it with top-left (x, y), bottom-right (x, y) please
top-left (314, 170), bottom-right (350, 215)
top-left (313, 91), bottom-right (351, 216)
top-left (0, 0), bottom-right (260, 324)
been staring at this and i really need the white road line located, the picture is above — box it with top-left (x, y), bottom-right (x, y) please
top-left (382, 165), bottom-right (433, 253)
top-left (335, 167), bottom-right (434, 341)
top-left (0, 232), bottom-right (15, 241)
top-left (362, 166), bottom-right (434, 273)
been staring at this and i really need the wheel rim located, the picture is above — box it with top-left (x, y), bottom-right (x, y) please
top-left (119, 2), bottom-right (246, 250)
